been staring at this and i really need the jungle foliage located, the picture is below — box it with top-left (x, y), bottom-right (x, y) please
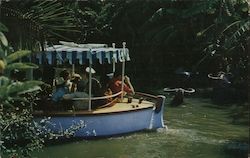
top-left (0, 0), bottom-right (249, 156)
top-left (0, 22), bottom-right (85, 157)
top-left (0, 21), bottom-right (44, 157)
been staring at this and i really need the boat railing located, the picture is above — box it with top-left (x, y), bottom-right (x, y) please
top-left (135, 92), bottom-right (158, 99)
top-left (71, 91), bottom-right (122, 101)
top-left (71, 91), bottom-right (159, 102)
top-left (135, 92), bottom-right (165, 113)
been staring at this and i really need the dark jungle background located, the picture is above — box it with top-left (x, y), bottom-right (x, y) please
top-left (0, 0), bottom-right (249, 157)
top-left (1, 0), bottom-right (248, 89)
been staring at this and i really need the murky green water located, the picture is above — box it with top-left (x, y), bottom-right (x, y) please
top-left (33, 97), bottom-right (249, 158)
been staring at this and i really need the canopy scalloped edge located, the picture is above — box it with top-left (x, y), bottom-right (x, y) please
top-left (30, 44), bottom-right (130, 65)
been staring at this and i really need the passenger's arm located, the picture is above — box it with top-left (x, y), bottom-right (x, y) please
top-left (124, 76), bottom-right (135, 95)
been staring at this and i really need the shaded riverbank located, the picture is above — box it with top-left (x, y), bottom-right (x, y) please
top-left (32, 97), bottom-right (249, 158)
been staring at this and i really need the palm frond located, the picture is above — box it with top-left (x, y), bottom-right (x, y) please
top-left (225, 20), bottom-right (250, 49)
top-left (197, 24), bottom-right (216, 37)
top-left (148, 8), bottom-right (180, 23)
top-left (221, 20), bottom-right (242, 34)
top-left (151, 25), bottom-right (175, 43)
top-left (0, 1), bottom-right (80, 46)
top-left (183, 0), bottom-right (218, 18)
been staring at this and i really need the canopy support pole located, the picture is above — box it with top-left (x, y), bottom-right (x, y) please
top-left (121, 42), bottom-right (126, 101)
top-left (88, 55), bottom-right (92, 111)
top-left (72, 64), bottom-right (75, 75)
top-left (112, 43), bottom-right (116, 73)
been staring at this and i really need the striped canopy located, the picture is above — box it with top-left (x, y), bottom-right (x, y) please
top-left (32, 44), bottom-right (130, 65)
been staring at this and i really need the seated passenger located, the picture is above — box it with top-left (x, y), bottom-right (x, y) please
top-left (63, 80), bottom-right (89, 110)
top-left (51, 70), bottom-right (72, 102)
top-left (109, 72), bottom-right (135, 96)
top-left (70, 73), bottom-right (82, 92)
top-left (59, 69), bottom-right (72, 90)
top-left (99, 72), bottom-right (115, 106)
top-left (102, 88), bottom-right (115, 106)
top-left (51, 77), bottom-right (70, 102)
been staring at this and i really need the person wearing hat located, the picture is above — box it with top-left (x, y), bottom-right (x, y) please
top-left (85, 67), bottom-right (96, 74)
top-left (84, 67), bottom-right (102, 97)
top-left (70, 73), bottom-right (82, 92)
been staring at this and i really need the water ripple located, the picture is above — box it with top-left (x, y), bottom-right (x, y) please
top-left (164, 128), bottom-right (228, 145)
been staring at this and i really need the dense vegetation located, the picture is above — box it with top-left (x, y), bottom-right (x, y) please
top-left (0, 0), bottom-right (249, 157)
top-left (0, 22), bottom-right (44, 157)
top-left (1, 0), bottom-right (248, 88)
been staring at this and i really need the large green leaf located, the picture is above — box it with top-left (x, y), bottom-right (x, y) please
top-left (6, 62), bottom-right (38, 70)
top-left (0, 23), bottom-right (9, 32)
top-left (0, 84), bottom-right (9, 99)
top-left (0, 32), bottom-right (8, 47)
top-left (7, 80), bottom-right (42, 96)
top-left (6, 50), bottom-right (31, 63)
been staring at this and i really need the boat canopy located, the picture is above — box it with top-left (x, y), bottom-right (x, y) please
top-left (32, 43), bottom-right (130, 65)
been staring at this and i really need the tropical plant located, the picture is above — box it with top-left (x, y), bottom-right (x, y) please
top-left (0, 21), bottom-right (86, 157)
top-left (0, 0), bottom-right (81, 50)
top-left (142, 0), bottom-right (249, 69)
top-left (0, 21), bottom-right (44, 157)
top-left (0, 0), bottom-right (122, 50)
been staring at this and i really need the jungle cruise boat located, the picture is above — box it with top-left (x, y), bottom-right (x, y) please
top-left (32, 42), bottom-right (166, 138)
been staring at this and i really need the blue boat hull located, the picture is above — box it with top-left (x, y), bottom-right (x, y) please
top-left (35, 95), bottom-right (166, 138)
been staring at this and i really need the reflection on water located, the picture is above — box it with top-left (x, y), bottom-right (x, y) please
top-left (33, 98), bottom-right (249, 158)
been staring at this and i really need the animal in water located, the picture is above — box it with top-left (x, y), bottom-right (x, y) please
top-left (164, 88), bottom-right (195, 106)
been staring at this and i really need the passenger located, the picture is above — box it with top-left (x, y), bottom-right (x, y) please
top-left (59, 69), bottom-right (72, 90)
top-left (100, 72), bottom-right (110, 89)
top-left (82, 67), bottom-right (105, 109)
top-left (51, 70), bottom-right (71, 102)
top-left (98, 72), bottom-right (115, 106)
top-left (63, 80), bottom-right (89, 110)
top-left (101, 87), bottom-right (114, 106)
top-left (70, 73), bottom-right (82, 92)
top-left (109, 72), bottom-right (135, 96)
top-left (84, 67), bottom-right (102, 97)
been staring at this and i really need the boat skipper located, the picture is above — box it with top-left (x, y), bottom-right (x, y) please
top-left (109, 71), bottom-right (135, 97)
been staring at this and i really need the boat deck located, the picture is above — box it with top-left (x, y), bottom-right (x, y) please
top-left (33, 98), bottom-right (155, 116)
